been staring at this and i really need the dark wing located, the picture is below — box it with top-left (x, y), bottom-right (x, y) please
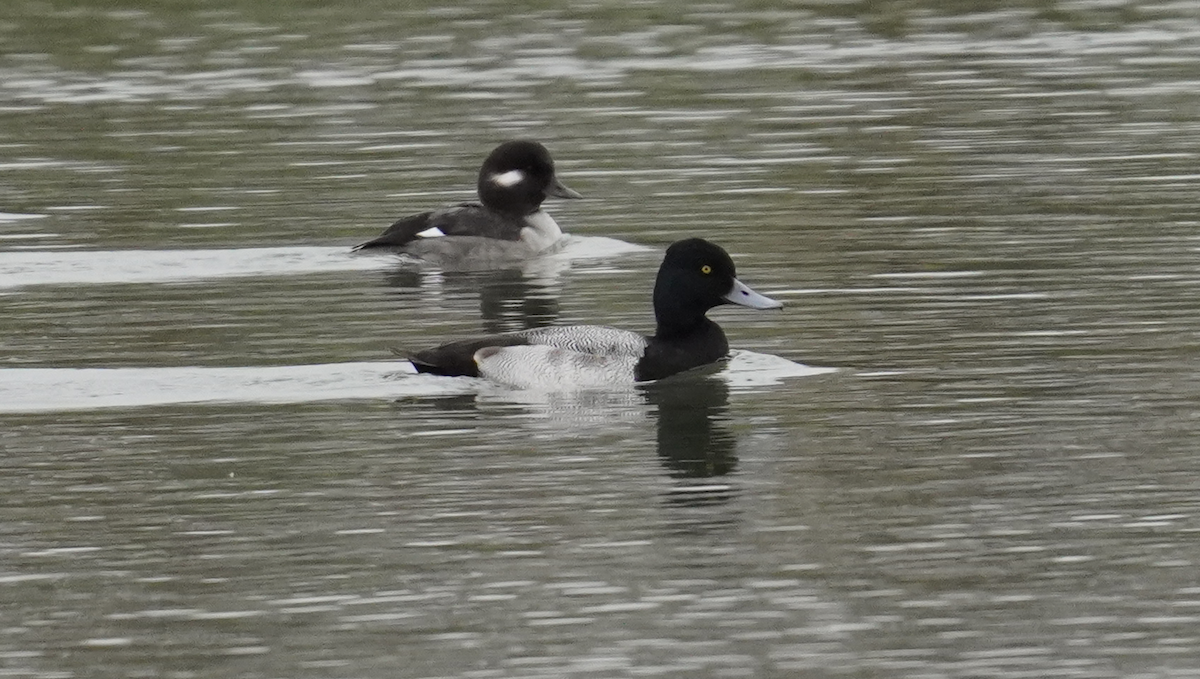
top-left (430, 204), bottom-right (524, 240)
top-left (402, 333), bottom-right (532, 377)
top-left (354, 203), bottom-right (523, 250)
top-left (353, 211), bottom-right (435, 250)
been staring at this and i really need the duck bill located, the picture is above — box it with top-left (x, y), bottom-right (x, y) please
top-left (546, 176), bottom-right (583, 199)
top-left (723, 278), bottom-right (783, 310)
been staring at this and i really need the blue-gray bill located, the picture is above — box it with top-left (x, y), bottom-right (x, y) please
top-left (723, 278), bottom-right (783, 310)
top-left (546, 176), bottom-right (583, 199)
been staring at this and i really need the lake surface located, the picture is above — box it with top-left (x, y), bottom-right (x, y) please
top-left (3, 1), bottom-right (1200, 677)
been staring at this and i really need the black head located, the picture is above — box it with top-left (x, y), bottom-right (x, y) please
top-left (652, 238), bottom-right (782, 337)
top-left (476, 140), bottom-right (581, 216)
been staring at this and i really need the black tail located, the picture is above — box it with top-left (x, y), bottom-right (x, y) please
top-left (353, 212), bottom-right (433, 251)
top-left (393, 334), bottom-right (532, 378)
top-left (391, 346), bottom-right (480, 377)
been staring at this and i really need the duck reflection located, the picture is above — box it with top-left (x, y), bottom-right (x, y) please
top-left (410, 369), bottom-right (738, 508)
top-left (476, 269), bottom-right (561, 333)
top-left (643, 375), bottom-right (738, 506)
top-left (383, 266), bottom-right (560, 333)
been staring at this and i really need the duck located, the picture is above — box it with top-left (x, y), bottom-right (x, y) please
top-left (353, 140), bottom-right (582, 265)
top-left (400, 238), bottom-right (783, 388)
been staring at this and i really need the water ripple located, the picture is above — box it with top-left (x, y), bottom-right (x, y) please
top-left (0, 351), bottom-right (828, 413)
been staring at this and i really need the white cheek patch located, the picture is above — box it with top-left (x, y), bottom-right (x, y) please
top-left (490, 169), bottom-right (526, 188)
top-left (416, 227), bottom-right (445, 238)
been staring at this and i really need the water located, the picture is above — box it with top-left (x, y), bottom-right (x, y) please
top-left (4, 1), bottom-right (1200, 677)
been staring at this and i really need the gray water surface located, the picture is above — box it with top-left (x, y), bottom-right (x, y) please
top-left (3, 2), bottom-right (1200, 677)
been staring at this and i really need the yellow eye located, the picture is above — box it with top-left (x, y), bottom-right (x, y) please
top-left (701, 265), bottom-right (712, 274)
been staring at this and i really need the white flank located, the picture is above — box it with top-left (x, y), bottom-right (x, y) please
top-left (475, 345), bottom-right (638, 390)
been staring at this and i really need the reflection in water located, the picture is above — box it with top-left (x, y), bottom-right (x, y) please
top-left (407, 369), bottom-right (739, 506)
top-left (476, 269), bottom-right (561, 334)
top-left (384, 265), bottom-right (560, 333)
top-left (644, 375), bottom-right (737, 506)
